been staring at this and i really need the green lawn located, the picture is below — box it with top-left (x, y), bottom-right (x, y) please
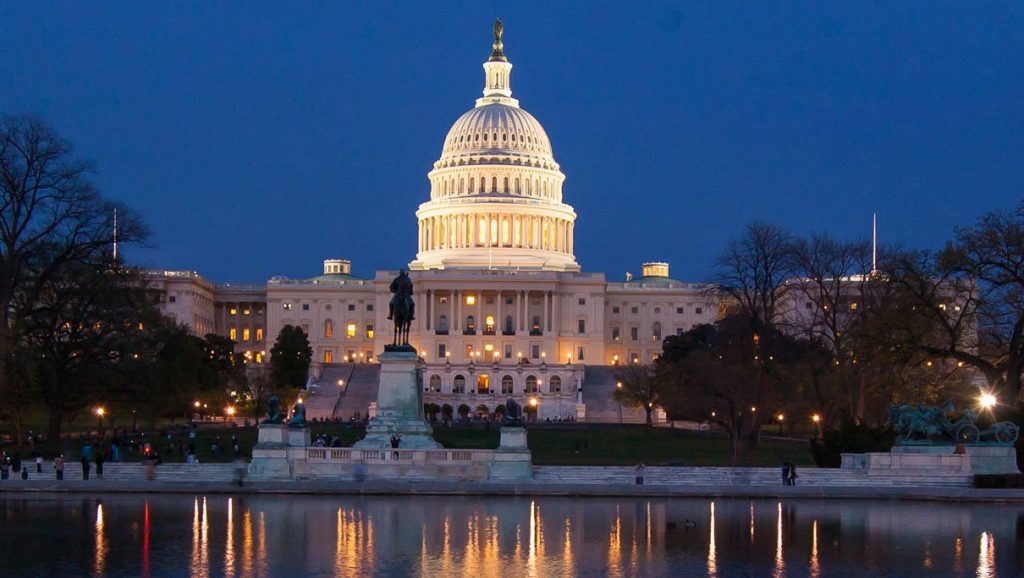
top-left (8, 422), bottom-right (813, 467)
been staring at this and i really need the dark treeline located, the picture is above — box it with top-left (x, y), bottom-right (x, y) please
top-left (0, 115), bottom-right (310, 453)
top-left (618, 203), bottom-right (1024, 464)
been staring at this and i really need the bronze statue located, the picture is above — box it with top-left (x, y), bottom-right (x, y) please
top-left (289, 400), bottom-right (306, 427)
top-left (265, 394), bottom-right (283, 424)
top-left (503, 398), bottom-right (523, 426)
top-left (490, 17), bottom-right (506, 62)
top-left (388, 268), bottom-right (415, 347)
top-left (888, 401), bottom-right (1019, 445)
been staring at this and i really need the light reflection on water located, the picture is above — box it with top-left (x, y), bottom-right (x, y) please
top-left (0, 495), bottom-right (1021, 577)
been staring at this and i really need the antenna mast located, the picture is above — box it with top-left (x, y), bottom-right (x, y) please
top-left (871, 212), bottom-right (877, 275)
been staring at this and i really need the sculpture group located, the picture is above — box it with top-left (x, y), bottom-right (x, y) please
top-left (888, 402), bottom-right (1019, 445)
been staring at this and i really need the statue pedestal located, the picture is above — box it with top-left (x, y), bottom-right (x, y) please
top-left (843, 444), bottom-right (1019, 476)
top-left (354, 351), bottom-right (440, 449)
top-left (249, 424), bottom-right (310, 477)
top-left (488, 427), bottom-right (533, 481)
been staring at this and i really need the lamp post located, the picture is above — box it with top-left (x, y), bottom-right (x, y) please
top-left (94, 406), bottom-right (106, 435)
top-left (776, 413), bottom-right (784, 436)
top-left (616, 381), bottom-right (623, 424)
top-left (811, 413), bottom-right (822, 439)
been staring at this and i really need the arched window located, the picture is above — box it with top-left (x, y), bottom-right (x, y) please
top-left (459, 178), bottom-right (464, 194)
top-left (476, 404), bottom-right (489, 417)
top-left (515, 178), bottom-right (521, 194)
top-left (429, 374), bottom-right (441, 391)
top-left (525, 375), bottom-right (538, 393)
top-left (438, 314), bottom-right (449, 333)
top-left (453, 375), bottom-right (466, 394)
top-left (504, 315), bottom-right (514, 333)
top-left (652, 322), bottom-right (663, 341)
top-left (477, 374), bottom-right (490, 394)
top-left (503, 177), bottom-right (509, 193)
top-left (324, 319), bottom-right (333, 338)
top-left (501, 375), bottom-right (514, 394)
top-left (469, 177), bottom-right (475, 193)
top-left (466, 315), bottom-right (476, 332)
top-left (549, 375), bottom-right (562, 393)
top-left (492, 177), bottom-right (498, 192)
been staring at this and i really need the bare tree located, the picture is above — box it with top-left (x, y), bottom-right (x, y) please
top-left (713, 221), bottom-right (795, 332)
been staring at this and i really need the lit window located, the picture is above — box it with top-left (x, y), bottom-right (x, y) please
top-left (230, 308), bottom-right (237, 315)
top-left (485, 315), bottom-right (495, 331)
top-left (346, 323), bottom-right (357, 338)
top-left (466, 295), bottom-right (476, 306)
top-left (324, 350), bottom-right (333, 363)
top-left (850, 303), bottom-right (858, 311)
top-left (324, 319), bottom-right (333, 338)
top-left (484, 343), bottom-right (494, 352)
top-left (283, 303), bottom-right (292, 311)
top-left (243, 308), bottom-right (250, 315)
top-left (366, 324), bottom-right (374, 339)
top-left (255, 352), bottom-right (263, 363)
top-left (243, 328), bottom-right (251, 341)
top-left (440, 296), bottom-right (448, 304)
top-left (229, 328), bottom-right (237, 341)
top-left (256, 327), bottom-right (263, 340)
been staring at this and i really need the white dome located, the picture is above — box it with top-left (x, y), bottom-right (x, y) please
top-left (440, 104), bottom-right (554, 164)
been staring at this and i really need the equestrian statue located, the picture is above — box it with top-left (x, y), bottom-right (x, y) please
top-left (387, 268), bottom-right (415, 348)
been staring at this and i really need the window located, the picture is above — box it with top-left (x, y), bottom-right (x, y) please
top-left (346, 323), bottom-right (357, 338)
top-left (612, 306), bottom-right (619, 314)
top-left (229, 327), bottom-right (237, 341)
top-left (549, 375), bottom-right (562, 393)
top-left (440, 296), bottom-right (448, 304)
top-left (437, 344), bottom-right (447, 359)
top-left (465, 344), bottom-right (474, 357)
top-left (577, 347), bottom-right (585, 361)
top-left (302, 304), bottom-right (310, 311)
top-left (531, 315), bottom-right (541, 334)
top-left (577, 319), bottom-right (586, 334)
top-left (612, 327), bottom-right (621, 341)
top-left (504, 315), bottom-right (514, 333)
top-left (477, 374), bottom-right (490, 394)
top-left (324, 350), bottom-right (333, 363)
top-left (631, 327), bottom-right (639, 341)
top-left (504, 344), bottom-right (513, 359)
top-left (677, 307), bottom-right (684, 314)
top-left (466, 295), bottom-right (476, 306)
top-left (531, 344), bottom-right (540, 359)
top-left (652, 322), bottom-right (662, 341)
top-left (366, 324), bottom-right (374, 339)
top-left (367, 304), bottom-right (374, 312)
top-left (578, 297), bottom-right (586, 305)
top-left (485, 315), bottom-right (495, 332)
top-left (676, 327), bottom-right (685, 336)
top-left (243, 308), bottom-right (250, 316)
top-left (230, 308), bottom-right (237, 315)
top-left (324, 319), bottom-right (333, 338)
top-left (486, 297), bottom-right (494, 305)
top-left (525, 375), bottom-right (538, 393)
top-left (256, 327), bottom-right (263, 340)
top-left (243, 328), bottom-right (251, 341)
top-left (631, 307), bottom-right (639, 314)
top-left (695, 307), bottom-right (703, 315)
top-left (453, 375), bottom-right (466, 394)
top-left (348, 304), bottom-right (355, 311)
top-left (501, 375), bottom-right (514, 394)
top-left (438, 315), bottom-right (449, 332)
top-left (283, 303), bottom-right (293, 311)
top-left (169, 295), bottom-right (176, 303)
top-left (466, 315), bottom-right (476, 331)
top-left (429, 374), bottom-right (441, 391)
top-left (654, 307), bottom-right (661, 314)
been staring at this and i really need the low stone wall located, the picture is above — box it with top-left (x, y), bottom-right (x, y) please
top-left (842, 445), bottom-right (1019, 477)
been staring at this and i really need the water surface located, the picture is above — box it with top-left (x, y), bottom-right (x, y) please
top-left (0, 494), bottom-right (1021, 577)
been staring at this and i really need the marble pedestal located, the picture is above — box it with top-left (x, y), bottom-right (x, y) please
top-left (249, 424), bottom-right (310, 477)
top-left (488, 427), bottom-right (533, 481)
top-left (842, 444), bottom-right (1019, 476)
top-left (354, 350), bottom-right (441, 449)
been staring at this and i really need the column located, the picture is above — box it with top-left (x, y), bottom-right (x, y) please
top-left (425, 289), bottom-right (431, 331)
top-left (449, 289), bottom-right (455, 333)
top-left (496, 290), bottom-right (503, 334)
top-left (515, 291), bottom-right (522, 333)
top-left (543, 292), bottom-right (549, 333)
top-left (551, 291), bottom-right (559, 336)
top-left (454, 289), bottom-right (461, 331)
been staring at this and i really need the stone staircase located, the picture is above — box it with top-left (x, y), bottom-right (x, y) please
top-left (304, 364), bottom-right (352, 420)
top-left (580, 366), bottom-right (647, 423)
top-left (532, 466), bottom-right (974, 487)
top-left (334, 363), bottom-right (380, 420)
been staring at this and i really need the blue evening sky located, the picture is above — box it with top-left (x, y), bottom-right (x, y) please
top-left (2, 2), bottom-right (1021, 283)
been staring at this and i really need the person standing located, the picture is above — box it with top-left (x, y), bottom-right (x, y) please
top-left (635, 461), bottom-right (645, 485)
top-left (95, 449), bottom-right (105, 479)
top-left (34, 452), bottom-right (42, 473)
top-left (781, 463), bottom-right (791, 486)
top-left (54, 455), bottom-right (65, 480)
top-left (787, 464), bottom-right (797, 486)
top-left (80, 453), bottom-right (90, 480)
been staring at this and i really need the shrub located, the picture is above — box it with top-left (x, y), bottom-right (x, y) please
top-left (809, 421), bottom-right (894, 468)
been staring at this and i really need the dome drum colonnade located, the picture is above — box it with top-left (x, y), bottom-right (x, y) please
top-left (410, 19), bottom-right (579, 272)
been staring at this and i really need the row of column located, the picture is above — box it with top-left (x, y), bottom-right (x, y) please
top-left (411, 289), bottom-right (559, 334)
top-left (419, 213), bottom-right (574, 254)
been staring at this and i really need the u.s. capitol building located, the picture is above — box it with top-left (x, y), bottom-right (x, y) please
top-left (151, 23), bottom-right (717, 422)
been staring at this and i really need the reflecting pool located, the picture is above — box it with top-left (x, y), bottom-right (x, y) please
top-left (0, 494), bottom-right (1022, 577)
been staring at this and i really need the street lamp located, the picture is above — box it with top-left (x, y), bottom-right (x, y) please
top-left (94, 406), bottom-right (106, 434)
top-left (979, 392), bottom-right (998, 411)
top-left (811, 413), bottom-right (822, 439)
top-left (776, 413), bottom-right (784, 435)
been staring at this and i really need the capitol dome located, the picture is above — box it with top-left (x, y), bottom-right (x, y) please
top-left (410, 20), bottom-right (579, 272)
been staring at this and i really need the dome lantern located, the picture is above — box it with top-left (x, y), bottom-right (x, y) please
top-left (479, 18), bottom-right (517, 107)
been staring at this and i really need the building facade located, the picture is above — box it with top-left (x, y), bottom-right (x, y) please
top-left (152, 25), bottom-right (720, 421)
